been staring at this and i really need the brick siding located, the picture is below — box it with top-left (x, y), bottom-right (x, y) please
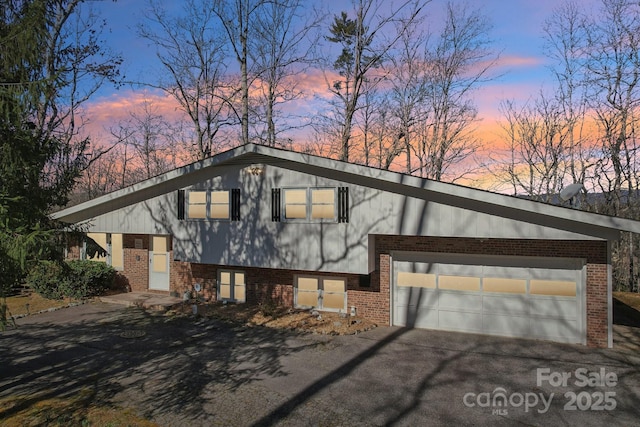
top-left (66, 233), bottom-right (611, 348)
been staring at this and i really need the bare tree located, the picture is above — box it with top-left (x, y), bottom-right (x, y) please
top-left (139, 0), bottom-right (234, 159)
top-left (385, 16), bottom-right (430, 173)
top-left (583, 0), bottom-right (640, 217)
top-left (413, 1), bottom-right (495, 182)
top-left (324, 0), bottom-right (425, 162)
top-left (251, 0), bottom-right (320, 146)
top-left (498, 96), bottom-right (574, 201)
top-left (212, 0), bottom-right (265, 145)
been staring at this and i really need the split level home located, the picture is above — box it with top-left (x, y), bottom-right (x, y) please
top-left (53, 143), bottom-right (640, 348)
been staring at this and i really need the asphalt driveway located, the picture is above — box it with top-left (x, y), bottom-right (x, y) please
top-left (1, 302), bottom-right (639, 426)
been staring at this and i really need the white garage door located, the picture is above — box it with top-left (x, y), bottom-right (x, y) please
top-left (392, 253), bottom-right (585, 344)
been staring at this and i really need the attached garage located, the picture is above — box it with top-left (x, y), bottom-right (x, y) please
top-left (392, 252), bottom-right (585, 344)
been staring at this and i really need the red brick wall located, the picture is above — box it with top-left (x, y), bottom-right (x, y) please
top-left (65, 232), bottom-right (611, 347)
top-left (177, 263), bottom-right (368, 309)
top-left (123, 235), bottom-right (150, 293)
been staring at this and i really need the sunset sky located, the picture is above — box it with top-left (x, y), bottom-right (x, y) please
top-left (82, 0), bottom-right (601, 155)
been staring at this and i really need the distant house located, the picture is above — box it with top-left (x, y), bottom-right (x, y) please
top-left (53, 143), bottom-right (640, 348)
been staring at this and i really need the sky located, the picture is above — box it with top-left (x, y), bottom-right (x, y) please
top-left (81, 0), bottom-right (601, 153)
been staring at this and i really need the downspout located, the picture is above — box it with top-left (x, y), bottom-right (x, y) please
top-left (608, 240), bottom-right (613, 349)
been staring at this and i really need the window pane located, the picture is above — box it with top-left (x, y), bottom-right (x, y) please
top-left (312, 189), bottom-right (334, 204)
top-left (285, 189), bottom-right (306, 204)
top-left (323, 293), bottom-right (345, 310)
top-left (234, 285), bottom-right (245, 302)
top-left (220, 271), bottom-right (231, 285)
top-left (152, 254), bottom-right (167, 273)
top-left (285, 204), bottom-right (307, 219)
top-left (189, 191), bottom-right (207, 204)
top-left (323, 279), bottom-right (345, 293)
top-left (297, 291), bottom-right (318, 307)
top-left (438, 276), bottom-right (480, 291)
top-left (220, 283), bottom-right (231, 298)
top-left (111, 233), bottom-right (124, 270)
top-left (298, 277), bottom-right (318, 291)
top-left (152, 236), bottom-right (168, 253)
top-left (311, 204), bottom-right (335, 219)
top-left (235, 272), bottom-right (245, 285)
top-left (210, 204), bottom-right (229, 219)
top-left (87, 233), bottom-right (108, 263)
top-left (210, 191), bottom-right (229, 204)
top-left (530, 280), bottom-right (576, 297)
top-left (483, 278), bottom-right (526, 294)
top-left (188, 204), bottom-right (207, 218)
top-left (397, 272), bottom-right (436, 288)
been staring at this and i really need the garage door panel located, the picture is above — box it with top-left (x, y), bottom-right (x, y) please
top-left (483, 294), bottom-right (528, 315)
top-left (394, 306), bottom-right (438, 328)
top-left (395, 287), bottom-right (438, 307)
top-left (529, 297), bottom-right (577, 318)
top-left (531, 318), bottom-right (580, 340)
top-left (438, 264), bottom-right (482, 277)
top-left (439, 292), bottom-right (482, 311)
top-left (439, 310), bottom-right (483, 332)
top-left (483, 314), bottom-right (530, 336)
top-left (393, 254), bottom-right (584, 345)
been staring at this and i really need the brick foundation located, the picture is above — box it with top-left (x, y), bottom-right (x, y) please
top-left (67, 233), bottom-right (611, 347)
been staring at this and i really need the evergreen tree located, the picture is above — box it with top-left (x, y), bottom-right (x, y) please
top-left (0, 0), bottom-right (121, 306)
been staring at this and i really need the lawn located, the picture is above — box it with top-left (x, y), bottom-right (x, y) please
top-left (613, 291), bottom-right (640, 311)
top-left (2, 292), bottom-right (72, 318)
top-left (0, 389), bottom-right (157, 427)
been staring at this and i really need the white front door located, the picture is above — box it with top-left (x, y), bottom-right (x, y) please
top-left (149, 235), bottom-right (170, 291)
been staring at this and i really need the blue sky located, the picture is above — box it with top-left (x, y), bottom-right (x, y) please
top-left (83, 0), bottom-right (601, 145)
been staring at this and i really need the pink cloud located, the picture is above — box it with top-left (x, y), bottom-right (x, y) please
top-left (80, 90), bottom-right (186, 147)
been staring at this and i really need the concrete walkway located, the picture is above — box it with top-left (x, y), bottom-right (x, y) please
top-left (100, 292), bottom-right (182, 310)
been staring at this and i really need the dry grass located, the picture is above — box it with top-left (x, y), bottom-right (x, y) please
top-left (170, 302), bottom-right (377, 335)
top-left (613, 291), bottom-right (640, 311)
top-left (2, 292), bottom-right (72, 317)
top-left (0, 389), bottom-right (157, 427)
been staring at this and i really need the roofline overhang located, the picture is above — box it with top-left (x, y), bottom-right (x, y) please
top-left (53, 143), bottom-right (640, 240)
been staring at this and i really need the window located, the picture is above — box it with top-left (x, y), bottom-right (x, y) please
top-left (218, 270), bottom-right (246, 303)
top-left (210, 191), bottom-right (229, 219)
top-left (188, 191), bottom-right (207, 219)
top-left (295, 276), bottom-right (347, 312)
top-left (184, 189), bottom-right (241, 221)
top-left (274, 187), bottom-right (347, 222)
top-left (311, 189), bottom-right (335, 219)
top-left (84, 232), bottom-right (123, 271)
top-left (284, 189), bottom-right (307, 219)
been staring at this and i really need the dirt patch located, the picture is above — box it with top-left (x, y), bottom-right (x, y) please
top-left (167, 302), bottom-right (377, 335)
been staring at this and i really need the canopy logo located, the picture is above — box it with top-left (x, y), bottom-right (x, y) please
top-left (463, 367), bottom-right (618, 415)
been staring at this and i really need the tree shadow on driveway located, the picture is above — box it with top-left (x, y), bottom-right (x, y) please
top-left (0, 304), bottom-right (315, 422)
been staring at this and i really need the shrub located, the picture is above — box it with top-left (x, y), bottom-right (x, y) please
top-left (61, 260), bottom-right (115, 299)
top-left (26, 261), bottom-right (65, 300)
top-left (27, 260), bottom-right (115, 300)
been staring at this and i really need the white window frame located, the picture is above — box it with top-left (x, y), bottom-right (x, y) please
top-left (282, 187), bottom-right (337, 222)
top-left (83, 233), bottom-right (124, 271)
top-left (187, 189), bottom-right (231, 220)
top-left (294, 275), bottom-right (347, 313)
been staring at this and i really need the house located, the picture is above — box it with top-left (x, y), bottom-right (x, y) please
top-left (53, 143), bottom-right (640, 348)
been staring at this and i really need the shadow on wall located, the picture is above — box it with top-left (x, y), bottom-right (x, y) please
top-left (140, 164), bottom-right (395, 296)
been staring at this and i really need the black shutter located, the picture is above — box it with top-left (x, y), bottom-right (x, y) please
top-left (177, 190), bottom-right (185, 220)
top-left (338, 187), bottom-right (349, 223)
top-left (271, 188), bottom-right (281, 221)
top-left (231, 188), bottom-right (241, 221)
